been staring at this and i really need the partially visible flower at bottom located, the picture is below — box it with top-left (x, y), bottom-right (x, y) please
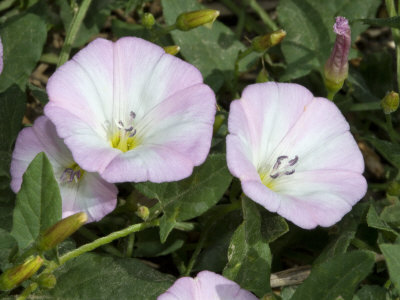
top-left (10, 116), bottom-right (118, 222)
top-left (227, 82), bottom-right (367, 229)
top-left (158, 271), bottom-right (257, 300)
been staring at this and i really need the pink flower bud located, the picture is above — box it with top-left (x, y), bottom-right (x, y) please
top-left (324, 16), bottom-right (351, 96)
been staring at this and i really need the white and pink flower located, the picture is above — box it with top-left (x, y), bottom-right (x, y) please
top-left (45, 37), bottom-right (216, 183)
top-left (10, 116), bottom-right (117, 222)
top-left (158, 271), bottom-right (257, 300)
top-left (226, 82), bottom-right (366, 229)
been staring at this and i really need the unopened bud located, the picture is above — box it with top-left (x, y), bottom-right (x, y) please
top-left (252, 29), bottom-right (286, 53)
top-left (0, 256), bottom-right (43, 291)
top-left (136, 206), bottom-right (150, 221)
top-left (176, 9), bottom-right (220, 31)
top-left (37, 273), bottom-right (57, 289)
top-left (387, 181), bottom-right (400, 196)
top-left (324, 16), bottom-right (351, 97)
top-left (256, 68), bottom-right (269, 83)
top-left (36, 212), bottom-right (87, 251)
top-left (381, 91), bottom-right (399, 114)
top-left (213, 114), bottom-right (225, 134)
top-left (163, 45), bottom-right (181, 56)
top-left (142, 13), bottom-right (155, 29)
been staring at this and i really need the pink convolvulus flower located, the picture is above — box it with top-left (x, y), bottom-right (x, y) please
top-left (324, 16), bottom-right (351, 96)
top-left (226, 82), bottom-right (366, 229)
top-left (158, 271), bottom-right (258, 300)
top-left (45, 37), bottom-right (216, 183)
top-left (10, 116), bottom-right (117, 222)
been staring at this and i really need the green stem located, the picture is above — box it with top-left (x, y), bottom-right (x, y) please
top-left (385, 114), bottom-right (398, 145)
top-left (183, 202), bottom-right (241, 276)
top-left (78, 226), bottom-right (124, 257)
top-left (234, 47), bottom-right (254, 81)
top-left (386, 0), bottom-right (400, 91)
top-left (17, 283), bottom-right (38, 300)
top-left (58, 219), bottom-right (158, 265)
top-left (248, 0), bottom-right (278, 31)
top-left (174, 222), bottom-right (196, 231)
top-left (57, 0), bottom-right (93, 67)
top-left (125, 233), bottom-right (135, 258)
top-left (150, 24), bottom-right (177, 42)
top-left (327, 90), bottom-right (336, 101)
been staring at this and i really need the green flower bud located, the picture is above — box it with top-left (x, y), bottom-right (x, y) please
top-left (256, 68), bottom-right (269, 83)
top-left (252, 29), bottom-right (286, 53)
top-left (37, 273), bottom-right (57, 289)
top-left (387, 181), bottom-right (400, 197)
top-left (36, 212), bottom-right (87, 251)
top-left (163, 45), bottom-right (181, 56)
top-left (176, 9), bottom-right (220, 31)
top-left (136, 206), bottom-right (150, 221)
top-left (381, 91), bottom-right (399, 114)
top-left (213, 114), bottom-right (225, 134)
top-left (0, 256), bottom-right (43, 291)
top-left (142, 13), bottom-right (155, 29)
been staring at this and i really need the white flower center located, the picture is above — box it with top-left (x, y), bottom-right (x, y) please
top-left (259, 154), bottom-right (299, 189)
top-left (109, 111), bottom-right (139, 152)
top-left (60, 164), bottom-right (84, 184)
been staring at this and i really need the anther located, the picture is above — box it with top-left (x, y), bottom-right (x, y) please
top-left (125, 126), bottom-right (134, 132)
top-left (129, 129), bottom-right (137, 137)
top-left (288, 156), bottom-right (298, 166)
top-left (130, 111), bottom-right (136, 119)
top-left (285, 170), bottom-right (295, 175)
top-left (270, 173), bottom-right (280, 179)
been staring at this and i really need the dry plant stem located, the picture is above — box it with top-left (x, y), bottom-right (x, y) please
top-left (57, 0), bottom-right (93, 67)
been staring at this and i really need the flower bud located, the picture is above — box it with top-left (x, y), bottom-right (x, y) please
top-left (136, 205), bottom-right (150, 221)
top-left (324, 16), bottom-right (351, 96)
top-left (163, 45), bottom-right (181, 56)
top-left (37, 273), bottom-right (57, 289)
top-left (252, 29), bottom-right (286, 53)
top-left (36, 212), bottom-right (87, 251)
top-left (256, 68), bottom-right (269, 83)
top-left (213, 114), bottom-right (225, 134)
top-left (381, 91), bottom-right (399, 114)
top-left (0, 256), bottom-right (43, 291)
top-left (142, 13), bottom-right (155, 29)
top-left (175, 9), bottom-right (220, 31)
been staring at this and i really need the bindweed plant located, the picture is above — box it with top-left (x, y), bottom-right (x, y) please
top-left (0, 0), bottom-right (400, 299)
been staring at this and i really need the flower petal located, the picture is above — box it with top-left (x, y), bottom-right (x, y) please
top-left (61, 173), bottom-right (117, 222)
top-left (228, 82), bottom-right (314, 164)
top-left (157, 271), bottom-right (258, 300)
top-left (10, 116), bottom-right (73, 192)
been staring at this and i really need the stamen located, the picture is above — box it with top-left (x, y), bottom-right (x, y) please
top-left (277, 155), bottom-right (288, 162)
top-left (125, 126), bottom-right (134, 132)
top-left (285, 170), bottom-right (295, 175)
top-left (270, 173), bottom-right (280, 179)
top-left (288, 156), bottom-right (298, 166)
top-left (130, 111), bottom-right (136, 119)
top-left (60, 168), bottom-right (73, 182)
top-left (118, 121), bottom-right (124, 128)
top-left (129, 129), bottom-right (137, 137)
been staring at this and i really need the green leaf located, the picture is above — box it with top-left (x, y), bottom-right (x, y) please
top-left (223, 198), bottom-right (271, 297)
top-left (380, 244), bottom-right (400, 290)
top-left (359, 16), bottom-right (400, 29)
top-left (194, 210), bottom-right (242, 273)
top-left (11, 153), bottom-right (62, 250)
top-left (363, 136), bottom-right (400, 169)
top-left (28, 83), bottom-right (48, 105)
top-left (353, 285), bottom-right (387, 300)
top-left (0, 86), bottom-right (26, 189)
top-left (0, 188), bottom-right (15, 231)
top-left (367, 204), bottom-right (399, 236)
top-left (315, 203), bottom-right (369, 264)
top-left (277, 0), bottom-right (380, 80)
top-left (290, 250), bottom-right (376, 300)
top-left (136, 153), bottom-right (232, 240)
top-left (0, 13), bottom-right (47, 92)
top-left (0, 228), bottom-right (17, 271)
top-left (161, 0), bottom-right (257, 92)
top-left (39, 253), bottom-right (174, 299)
top-left (380, 203), bottom-right (400, 227)
top-left (260, 210), bottom-right (288, 243)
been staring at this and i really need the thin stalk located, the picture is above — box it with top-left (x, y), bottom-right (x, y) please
top-left (150, 24), bottom-right (177, 42)
top-left (125, 233), bottom-right (135, 258)
top-left (248, 0), bottom-right (278, 31)
top-left (386, 0), bottom-right (400, 91)
top-left (78, 226), bottom-right (123, 257)
top-left (385, 114), bottom-right (398, 145)
top-left (234, 47), bottom-right (254, 80)
top-left (58, 219), bottom-right (159, 266)
top-left (57, 0), bottom-right (93, 67)
top-left (16, 283), bottom-right (38, 300)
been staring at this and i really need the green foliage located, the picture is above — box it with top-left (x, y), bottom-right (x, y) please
top-left (136, 154), bottom-right (232, 242)
top-left (0, 229), bottom-right (17, 271)
top-left (162, 0), bottom-right (257, 92)
top-left (39, 253), bottom-right (174, 300)
top-left (11, 153), bottom-right (62, 250)
top-left (277, 0), bottom-right (380, 80)
top-left (360, 16), bottom-right (400, 30)
top-left (0, 13), bottom-right (47, 92)
top-left (223, 198), bottom-right (272, 297)
top-left (379, 244), bottom-right (400, 290)
top-left (291, 251), bottom-right (376, 300)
